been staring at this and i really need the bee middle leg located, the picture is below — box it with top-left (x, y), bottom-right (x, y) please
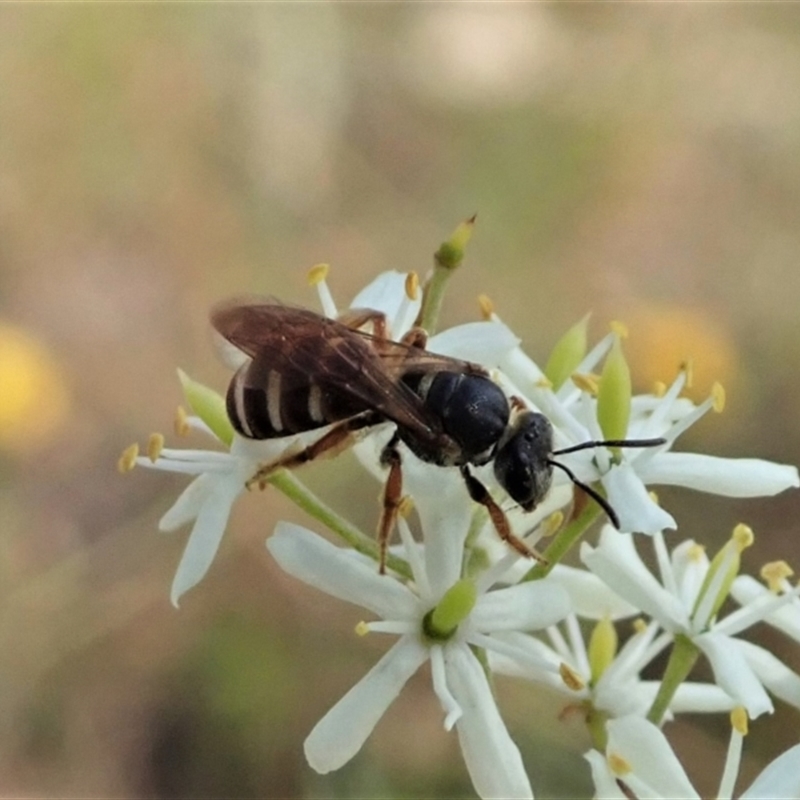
top-left (459, 465), bottom-right (547, 564)
top-left (246, 412), bottom-right (382, 489)
top-left (377, 431), bottom-right (404, 575)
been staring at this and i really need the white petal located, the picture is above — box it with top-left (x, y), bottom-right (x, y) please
top-left (670, 539), bottom-right (709, 613)
top-left (267, 522), bottom-right (418, 620)
top-left (584, 750), bottom-right (628, 800)
top-left (428, 321), bottom-right (520, 366)
top-left (636, 453), bottom-right (800, 497)
top-left (304, 635), bottom-right (427, 773)
top-left (736, 639), bottom-right (800, 710)
top-left (606, 716), bottom-right (699, 799)
top-left (445, 644), bottom-right (534, 800)
top-left (349, 271), bottom-right (415, 322)
top-left (731, 576), bottom-right (800, 643)
top-left (581, 529), bottom-right (688, 631)
top-left (602, 463), bottom-right (677, 534)
top-left (158, 472), bottom-right (216, 532)
top-left (471, 580), bottom-right (570, 632)
top-left (548, 564), bottom-right (639, 620)
top-left (694, 633), bottom-right (773, 718)
top-left (741, 744), bottom-right (800, 800)
top-left (668, 681), bottom-right (737, 713)
top-left (498, 346), bottom-right (546, 388)
top-left (170, 472), bottom-right (242, 606)
top-left (485, 631), bottom-right (568, 692)
top-left (404, 463), bottom-right (471, 600)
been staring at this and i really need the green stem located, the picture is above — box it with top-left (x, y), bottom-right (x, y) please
top-left (586, 706), bottom-right (610, 751)
top-left (522, 503), bottom-right (602, 581)
top-left (646, 633), bottom-right (700, 725)
top-left (418, 264), bottom-right (452, 335)
top-left (269, 469), bottom-right (412, 580)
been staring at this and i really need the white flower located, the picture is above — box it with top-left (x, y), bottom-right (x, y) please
top-left (266, 491), bottom-right (572, 800)
top-left (138, 417), bottom-right (278, 606)
top-left (731, 564), bottom-right (800, 645)
top-left (497, 331), bottom-right (799, 536)
top-left (488, 566), bottom-right (735, 720)
top-left (581, 526), bottom-right (800, 718)
top-left (585, 713), bottom-right (800, 799)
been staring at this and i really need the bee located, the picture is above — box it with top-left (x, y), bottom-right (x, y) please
top-left (212, 299), bottom-right (664, 572)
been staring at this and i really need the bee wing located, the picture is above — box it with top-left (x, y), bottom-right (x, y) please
top-left (211, 300), bottom-right (449, 441)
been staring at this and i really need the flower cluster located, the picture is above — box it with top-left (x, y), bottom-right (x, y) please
top-left (124, 226), bottom-right (800, 798)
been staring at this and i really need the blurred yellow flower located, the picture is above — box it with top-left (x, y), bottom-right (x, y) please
top-left (624, 305), bottom-right (738, 401)
top-left (0, 323), bottom-right (69, 452)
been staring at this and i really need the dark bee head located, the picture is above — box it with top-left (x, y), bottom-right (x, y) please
top-left (493, 411), bottom-right (554, 511)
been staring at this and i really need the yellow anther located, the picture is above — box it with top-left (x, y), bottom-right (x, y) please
top-left (535, 376), bottom-right (554, 389)
top-left (607, 752), bottom-right (632, 777)
top-left (174, 405), bottom-right (190, 437)
top-left (610, 320), bottom-right (629, 339)
top-left (355, 621), bottom-right (370, 637)
top-left (680, 359), bottom-right (694, 389)
top-left (652, 380), bottom-right (667, 398)
top-left (559, 662), bottom-right (585, 692)
top-left (147, 432), bottom-right (165, 463)
top-left (648, 490), bottom-right (660, 505)
top-left (398, 495), bottom-right (415, 519)
top-left (712, 382), bottom-right (726, 413)
top-left (405, 271), bottom-right (420, 301)
top-left (632, 617), bottom-right (647, 634)
top-left (732, 523), bottom-right (755, 552)
top-left (307, 263), bottom-right (330, 286)
top-left (571, 373), bottom-right (599, 395)
top-left (687, 543), bottom-right (706, 562)
top-left (117, 443), bottom-right (139, 474)
top-left (477, 294), bottom-right (495, 320)
top-left (730, 706), bottom-right (749, 736)
top-left (761, 560), bottom-right (794, 593)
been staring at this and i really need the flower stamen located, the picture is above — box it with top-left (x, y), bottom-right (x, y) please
top-left (761, 560), bottom-right (794, 593)
top-left (308, 263), bottom-right (337, 318)
top-left (117, 443), bottom-right (139, 473)
top-left (174, 405), bottom-right (190, 437)
top-left (147, 432), bottom-right (165, 463)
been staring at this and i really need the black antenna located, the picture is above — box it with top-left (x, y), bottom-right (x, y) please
top-left (548, 459), bottom-right (621, 528)
top-left (553, 436), bottom-right (666, 457)
top-left (549, 436), bottom-right (667, 528)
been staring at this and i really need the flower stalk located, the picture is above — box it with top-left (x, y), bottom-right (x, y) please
top-left (646, 633), bottom-right (700, 724)
top-left (523, 501), bottom-right (602, 581)
top-left (269, 469), bottom-right (413, 581)
top-left (418, 215), bottom-right (476, 333)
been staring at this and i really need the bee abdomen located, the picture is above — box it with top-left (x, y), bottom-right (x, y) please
top-left (226, 366), bottom-right (368, 440)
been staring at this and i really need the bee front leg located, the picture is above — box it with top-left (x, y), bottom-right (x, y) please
top-left (377, 431), bottom-right (403, 575)
top-left (459, 466), bottom-right (547, 564)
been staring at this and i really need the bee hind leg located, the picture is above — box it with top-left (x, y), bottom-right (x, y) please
top-left (245, 412), bottom-right (382, 490)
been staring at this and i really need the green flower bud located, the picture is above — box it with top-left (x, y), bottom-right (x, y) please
top-left (597, 336), bottom-right (631, 446)
top-left (545, 314), bottom-right (590, 391)
top-left (692, 525), bottom-right (753, 627)
top-left (177, 369), bottom-right (234, 447)
top-left (434, 215), bottom-right (476, 271)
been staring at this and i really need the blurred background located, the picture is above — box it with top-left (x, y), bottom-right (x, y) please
top-left (1, 4), bottom-right (799, 797)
